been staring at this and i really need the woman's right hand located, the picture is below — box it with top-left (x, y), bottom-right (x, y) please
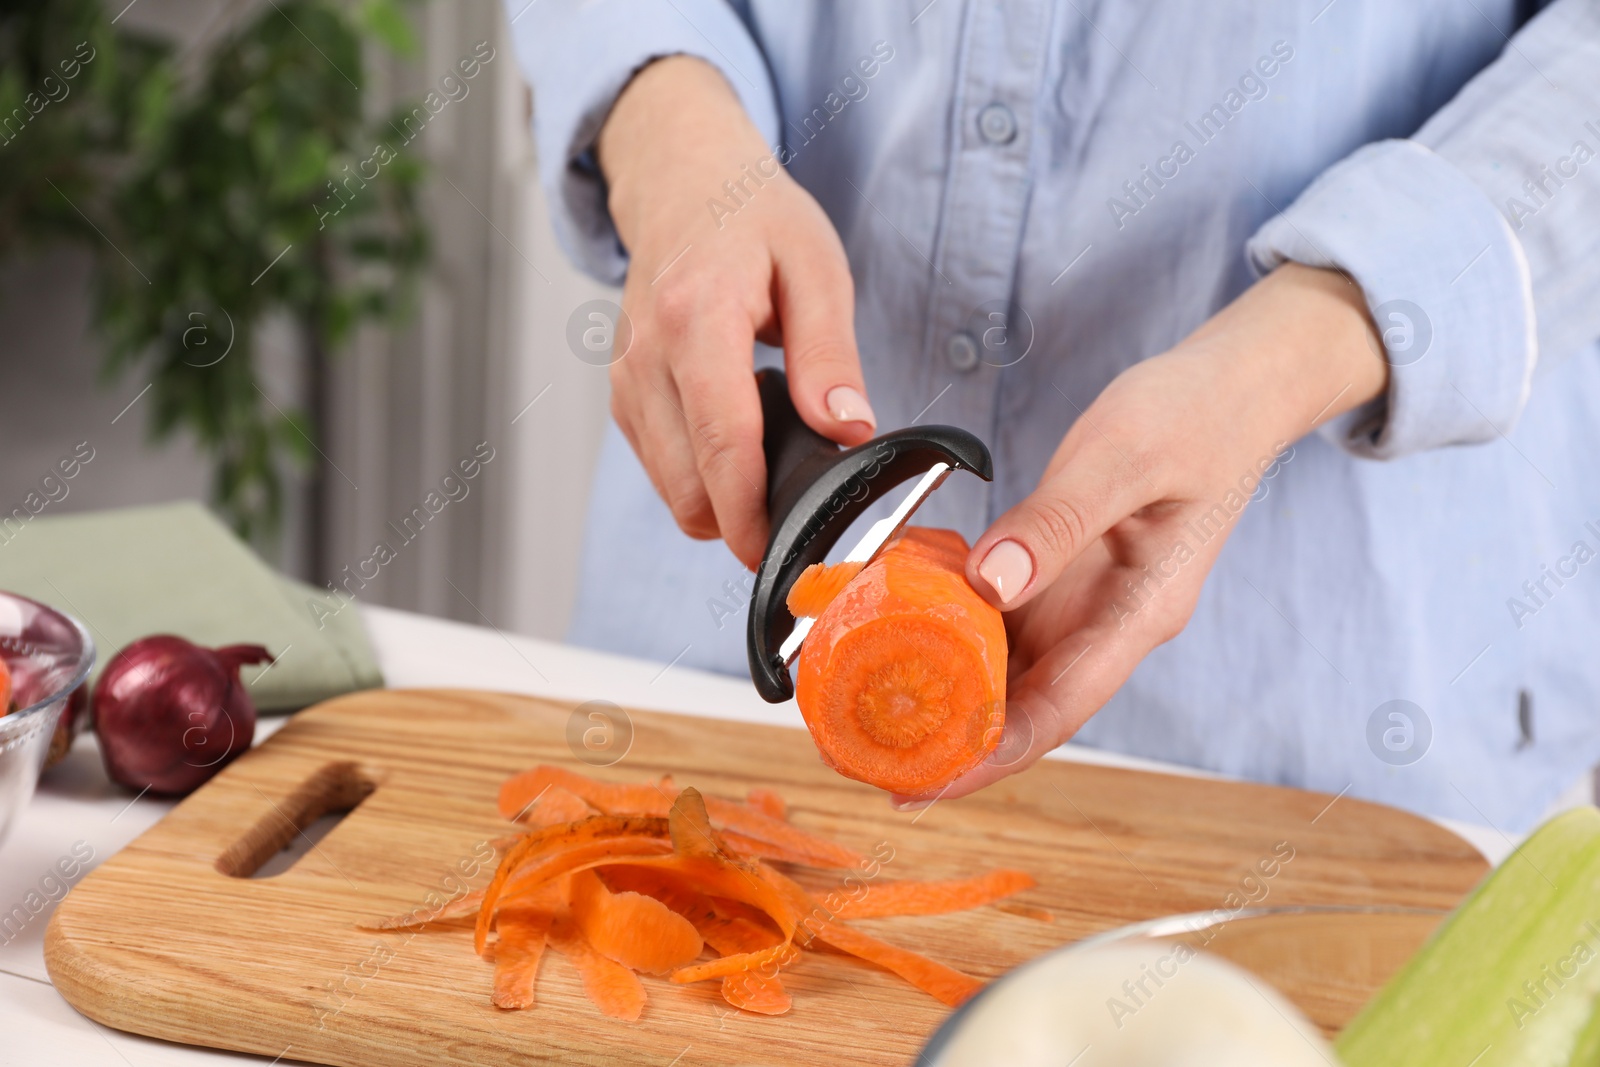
top-left (597, 55), bottom-right (876, 569)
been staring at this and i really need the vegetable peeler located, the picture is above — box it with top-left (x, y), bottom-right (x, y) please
top-left (746, 368), bottom-right (993, 702)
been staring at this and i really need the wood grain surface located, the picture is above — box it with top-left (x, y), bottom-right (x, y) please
top-left (45, 689), bottom-right (1488, 1066)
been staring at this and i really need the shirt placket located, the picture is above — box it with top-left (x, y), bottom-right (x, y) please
top-left (919, 0), bottom-right (1052, 533)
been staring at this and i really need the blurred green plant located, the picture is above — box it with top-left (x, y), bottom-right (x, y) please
top-left (0, 0), bottom-right (428, 546)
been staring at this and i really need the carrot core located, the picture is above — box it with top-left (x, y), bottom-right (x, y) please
top-left (855, 640), bottom-right (957, 748)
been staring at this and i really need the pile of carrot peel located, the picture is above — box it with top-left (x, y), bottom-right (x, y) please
top-left (365, 765), bottom-right (1039, 1020)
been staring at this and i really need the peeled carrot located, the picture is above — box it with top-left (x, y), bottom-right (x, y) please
top-left (791, 527), bottom-right (1007, 795)
top-left (0, 657), bottom-right (10, 713)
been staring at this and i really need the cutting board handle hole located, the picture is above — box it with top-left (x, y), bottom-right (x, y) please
top-left (216, 761), bottom-right (380, 879)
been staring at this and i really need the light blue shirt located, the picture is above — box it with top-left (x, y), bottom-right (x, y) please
top-left (508, 0), bottom-right (1600, 832)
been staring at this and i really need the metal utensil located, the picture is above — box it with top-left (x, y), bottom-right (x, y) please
top-left (0, 591), bottom-right (96, 851)
top-left (745, 368), bottom-right (992, 702)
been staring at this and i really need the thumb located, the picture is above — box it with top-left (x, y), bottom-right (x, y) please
top-left (968, 449), bottom-right (1154, 608)
top-left (770, 230), bottom-right (876, 446)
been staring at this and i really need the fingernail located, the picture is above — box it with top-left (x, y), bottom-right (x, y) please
top-left (979, 539), bottom-right (1033, 604)
top-left (825, 385), bottom-right (876, 429)
top-left (890, 797), bottom-right (932, 812)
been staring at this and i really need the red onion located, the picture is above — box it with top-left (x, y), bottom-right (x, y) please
top-left (93, 636), bottom-right (272, 795)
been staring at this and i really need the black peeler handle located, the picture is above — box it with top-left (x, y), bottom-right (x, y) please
top-left (757, 368), bottom-right (849, 526)
top-left (746, 369), bottom-right (993, 703)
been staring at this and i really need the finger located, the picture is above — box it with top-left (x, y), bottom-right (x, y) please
top-left (610, 295), bottom-right (718, 537)
top-left (967, 440), bottom-right (1156, 609)
top-left (633, 370), bottom-right (722, 541)
top-left (670, 334), bottom-right (770, 566)
top-left (769, 223), bottom-right (876, 446)
top-left (608, 372), bottom-right (664, 499)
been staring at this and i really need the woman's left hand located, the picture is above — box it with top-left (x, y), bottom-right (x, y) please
top-left (894, 263), bottom-right (1391, 806)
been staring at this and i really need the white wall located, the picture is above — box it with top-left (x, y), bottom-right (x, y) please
top-left (0, 0), bottom-right (615, 641)
top-left (0, 248), bottom-right (213, 520)
top-left (484, 44), bottom-right (617, 640)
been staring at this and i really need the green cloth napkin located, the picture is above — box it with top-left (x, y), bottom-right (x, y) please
top-left (0, 501), bottom-right (382, 712)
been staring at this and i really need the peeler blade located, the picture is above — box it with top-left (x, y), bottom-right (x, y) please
top-left (775, 461), bottom-right (952, 665)
top-left (746, 368), bottom-right (992, 703)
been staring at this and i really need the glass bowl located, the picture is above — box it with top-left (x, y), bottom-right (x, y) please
top-left (0, 590), bottom-right (96, 851)
top-left (924, 901), bottom-right (1449, 1063)
top-left (920, 905), bottom-right (1450, 1065)
top-left (1073, 904), bottom-right (1449, 1034)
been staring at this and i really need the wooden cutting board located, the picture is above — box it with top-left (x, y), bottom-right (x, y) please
top-left (46, 689), bottom-right (1487, 1066)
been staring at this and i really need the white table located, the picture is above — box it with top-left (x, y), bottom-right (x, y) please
top-left (0, 605), bottom-right (1503, 1066)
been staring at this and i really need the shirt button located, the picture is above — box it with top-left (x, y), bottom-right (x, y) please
top-left (946, 331), bottom-right (980, 372)
top-left (977, 102), bottom-right (1017, 145)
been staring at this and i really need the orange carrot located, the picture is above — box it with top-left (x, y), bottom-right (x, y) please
top-left (568, 869), bottom-right (703, 975)
top-left (792, 528), bottom-right (1007, 795)
top-left (0, 657), bottom-right (11, 713)
top-left (831, 870), bottom-right (1036, 920)
top-left (547, 915), bottom-right (647, 1021)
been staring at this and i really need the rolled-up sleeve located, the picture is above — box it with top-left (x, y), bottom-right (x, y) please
top-left (504, 0), bottom-right (781, 284)
top-left (1246, 0), bottom-right (1600, 460)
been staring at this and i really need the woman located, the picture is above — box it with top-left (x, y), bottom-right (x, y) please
top-left (508, 1), bottom-right (1600, 832)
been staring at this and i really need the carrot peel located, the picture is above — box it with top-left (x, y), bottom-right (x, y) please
top-left (417, 764), bottom-right (1032, 1020)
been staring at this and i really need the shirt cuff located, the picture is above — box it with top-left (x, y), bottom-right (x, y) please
top-left (1245, 139), bottom-right (1537, 460)
top-left (507, 0), bottom-right (780, 285)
